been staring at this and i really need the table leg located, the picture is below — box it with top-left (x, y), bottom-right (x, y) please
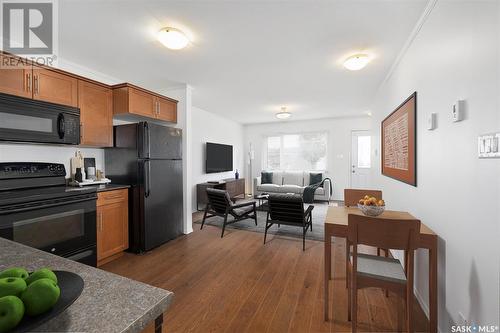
top-left (324, 229), bottom-right (331, 321)
top-left (155, 314), bottom-right (163, 333)
top-left (429, 245), bottom-right (438, 333)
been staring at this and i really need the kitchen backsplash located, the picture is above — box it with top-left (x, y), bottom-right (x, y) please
top-left (0, 143), bottom-right (105, 178)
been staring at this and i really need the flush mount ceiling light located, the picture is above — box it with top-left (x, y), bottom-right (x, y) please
top-left (276, 107), bottom-right (291, 120)
top-left (343, 54), bottom-right (370, 71)
top-left (158, 27), bottom-right (189, 50)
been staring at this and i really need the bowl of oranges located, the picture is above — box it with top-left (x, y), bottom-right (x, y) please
top-left (357, 195), bottom-right (385, 217)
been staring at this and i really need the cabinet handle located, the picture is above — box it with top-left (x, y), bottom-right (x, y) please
top-left (34, 75), bottom-right (39, 95)
top-left (26, 73), bottom-right (31, 92)
top-left (80, 123), bottom-right (83, 141)
top-left (99, 212), bottom-right (103, 231)
top-left (157, 101), bottom-right (161, 115)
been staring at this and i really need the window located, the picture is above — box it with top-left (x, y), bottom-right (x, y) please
top-left (357, 135), bottom-right (371, 168)
top-left (265, 132), bottom-right (327, 170)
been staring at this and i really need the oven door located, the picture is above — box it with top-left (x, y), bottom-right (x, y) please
top-left (0, 194), bottom-right (96, 260)
top-left (0, 92), bottom-right (80, 144)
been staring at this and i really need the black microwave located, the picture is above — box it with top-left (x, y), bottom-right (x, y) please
top-left (0, 92), bottom-right (80, 145)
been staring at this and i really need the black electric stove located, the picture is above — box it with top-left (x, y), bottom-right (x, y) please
top-left (0, 162), bottom-right (98, 266)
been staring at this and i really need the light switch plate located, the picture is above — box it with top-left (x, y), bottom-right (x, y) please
top-left (478, 132), bottom-right (500, 158)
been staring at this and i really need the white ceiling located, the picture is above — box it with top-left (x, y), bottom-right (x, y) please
top-left (58, 0), bottom-right (428, 124)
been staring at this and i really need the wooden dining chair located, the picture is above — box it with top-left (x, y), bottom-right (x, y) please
top-left (343, 189), bottom-right (386, 288)
top-left (346, 213), bottom-right (420, 333)
top-left (344, 189), bottom-right (383, 208)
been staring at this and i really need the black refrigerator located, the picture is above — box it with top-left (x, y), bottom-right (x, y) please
top-left (105, 122), bottom-right (183, 252)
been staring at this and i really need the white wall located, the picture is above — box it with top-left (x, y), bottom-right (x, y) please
top-left (243, 116), bottom-right (371, 200)
top-left (191, 106), bottom-right (245, 212)
top-left (369, 1), bottom-right (499, 331)
top-left (0, 144), bottom-right (104, 175)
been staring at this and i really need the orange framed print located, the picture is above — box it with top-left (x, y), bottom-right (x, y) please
top-left (381, 92), bottom-right (417, 186)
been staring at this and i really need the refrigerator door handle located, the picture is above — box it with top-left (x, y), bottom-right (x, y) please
top-left (144, 160), bottom-right (151, 198)
top-left (143, 122), bottom-right (151, 159)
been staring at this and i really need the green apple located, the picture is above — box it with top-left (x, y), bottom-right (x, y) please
top-left (21, 278), bottom-right (60, 316)
top-left (0, 296), bottom-right (25, 333)
top-left (0, 268), bottom-right (29, 280)
top-left (0, 277), bottom-right (27, 297)
top-left (25, 268), bottom-right (57, 286)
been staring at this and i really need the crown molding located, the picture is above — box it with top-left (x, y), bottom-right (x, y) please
top-left (376, 0), bottom-right (438, 93)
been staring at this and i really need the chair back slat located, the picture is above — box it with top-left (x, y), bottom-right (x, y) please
top-left (268, 194), bottom-right (305, 225)
top-left (344, 189), bottom-right (382, 207)
top-left (347, 214), bottom-right (420, 251)
top-left (206, 188), bottom-right (231, 214)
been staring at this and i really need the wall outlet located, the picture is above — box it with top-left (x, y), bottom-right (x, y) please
top-left (452, 100), bottom-right (465, 122)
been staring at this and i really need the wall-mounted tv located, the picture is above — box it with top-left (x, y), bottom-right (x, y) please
top-left (206, 142), bottom-right (233, 173)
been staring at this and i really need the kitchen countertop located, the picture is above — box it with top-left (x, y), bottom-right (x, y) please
top-left (93, 184), bottom-right (131, 192)
top-left (0, 238), bottom-right (174, 333)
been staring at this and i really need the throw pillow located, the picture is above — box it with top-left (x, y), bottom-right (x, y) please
top-left (261, 172), bottom-right (273, 184)
top-left (309, 173), bottom-right (323, 187)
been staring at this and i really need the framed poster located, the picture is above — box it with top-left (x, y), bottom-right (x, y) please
top-left (381, 92), bottom-right (417, 186)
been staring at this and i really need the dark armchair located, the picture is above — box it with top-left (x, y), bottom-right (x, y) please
top-left (264, 193), bottom-right (314, 251)
top-left (201, 188), bottom-right (257, 238)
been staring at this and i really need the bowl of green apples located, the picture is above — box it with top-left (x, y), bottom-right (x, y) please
top-left (0, 267), bottom-right (83, 333)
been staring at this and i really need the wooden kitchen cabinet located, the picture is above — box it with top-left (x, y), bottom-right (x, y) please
top-left (156, 96), bottom-right (177, 122)
top-left (113, 83), bottom-right (178, 123)
top-left (32, 66), bottom-right (78, 107)
top-left (0, 53), bottom-right (33, 98)
top-left (97, 189), bottom-right (129, 266)
top-left (78, 80), bottom-right (113, 147)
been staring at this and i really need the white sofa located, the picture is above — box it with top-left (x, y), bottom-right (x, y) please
top-left (253, 171), bottom-right (331, 201)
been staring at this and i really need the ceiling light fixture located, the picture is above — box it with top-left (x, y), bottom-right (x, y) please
top-left (343, 54), bottom-right (370, 71)
top-left (158, 27), bottom-right (189, 50)
top-left (276, 107), bottom-right (291, 120)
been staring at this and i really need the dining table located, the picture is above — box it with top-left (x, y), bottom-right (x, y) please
top-left (324, 206), bottom-right (438, 333)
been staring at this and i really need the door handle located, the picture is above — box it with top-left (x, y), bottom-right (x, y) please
top-left (144, 160), bottom-right (151, 198)
top-left (57, 113), bottom-right (65, 139)
top-left (144, 122), bottom-right (150, 158)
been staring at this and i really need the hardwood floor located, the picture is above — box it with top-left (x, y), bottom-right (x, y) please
top-left (102, 217), bottom-right (430, 332)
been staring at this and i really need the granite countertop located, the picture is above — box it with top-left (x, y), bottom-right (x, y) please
top-left (93, 184), bottom-right (131, 192)
top-left (0, 238), bottom-right (173, 333)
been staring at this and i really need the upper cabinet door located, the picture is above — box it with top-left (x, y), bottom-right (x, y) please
top-left (129, 87), bottom-right (155, 118)
top-left (113, 84), bottom-right (178, 122)
top-left (0, 54), bottom-right (33, 98)
top-left (33, 67), bottom-right (78, 107)
top-left (78, 80), bottom-right (113, 147)
top-left (156, 97), bottom-right (177, 123)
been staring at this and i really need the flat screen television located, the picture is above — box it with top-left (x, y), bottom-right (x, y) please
top-left (206, 142), bottom-right (233, 173)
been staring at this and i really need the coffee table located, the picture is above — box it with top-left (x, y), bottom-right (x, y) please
top-left (254, 194), bottom-right (269, 211)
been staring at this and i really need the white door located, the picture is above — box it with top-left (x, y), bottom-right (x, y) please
top-left (351, 130), bottom-right (371, 189)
